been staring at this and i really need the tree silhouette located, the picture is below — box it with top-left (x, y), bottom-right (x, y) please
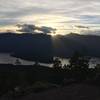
top-left (15, 59), bottom-right (21, 65)
top-left (63, 64), bottom-right (67, 69)
top-left (53, 58), bottom-right (62, 69)
top-left (69, 51), bottom-right (90, 80)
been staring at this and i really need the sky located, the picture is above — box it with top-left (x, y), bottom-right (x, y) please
top-left (0, 0), bottom-right (100, 35)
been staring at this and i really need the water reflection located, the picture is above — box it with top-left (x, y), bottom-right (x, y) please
top-left (0, 53), bottom-right (100, 68)
top-left (0, 53), bottom-right (34, 65)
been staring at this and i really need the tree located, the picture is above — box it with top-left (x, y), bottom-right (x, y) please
top-left (69, 51), bottom-right (90, 80)
top-left (63, 64), bottom-right (67, 69)
top-left (15, 59), bottom-right (21, 65)
top-left (34, 61), bottom-right (39, 66)
top-left (53, 58), bottom-right (62, 69)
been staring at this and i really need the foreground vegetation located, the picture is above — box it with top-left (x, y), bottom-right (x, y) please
top-left (0, 52), bottom-right (100, 99)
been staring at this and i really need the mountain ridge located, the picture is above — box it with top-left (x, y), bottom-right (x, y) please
top-left (0, 32), bottom-right (100, 62)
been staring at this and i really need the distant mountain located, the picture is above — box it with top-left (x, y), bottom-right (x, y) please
top-left (0, 33), bottom-right (53, 63)
top-left (0, 32), bottom-right (100, 62)
top-left (54, 33), bottom-right (100, 58)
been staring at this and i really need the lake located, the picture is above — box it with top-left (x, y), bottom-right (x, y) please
top-left (0, 53), bottom-right (100, 68)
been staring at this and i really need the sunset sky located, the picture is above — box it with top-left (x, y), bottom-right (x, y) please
top-left (0, 0), bottom-right (100, 35)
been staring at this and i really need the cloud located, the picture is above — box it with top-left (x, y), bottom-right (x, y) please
top-left (0, 0), bottom-right (53, 26)
top-left (81, 30), bottom-right (100, 35)
top-left (0, 18), bottom-right (19, 26)
top-left (17, 24), bottom-right (38, 33)
top-left (0, 0), bottom-right (100, 34)
top-left (75, 25), bottom-right (89, 29)
top-left (38, 26), bottom-right (56, 34)
top-left (17, 24), bottom-right (56, 34)
top-left (79, 15), bottom-right (100, 24)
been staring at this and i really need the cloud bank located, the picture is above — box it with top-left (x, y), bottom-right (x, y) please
top-left (17, 24), bottom-right (56, 34)
top-left (0, 0), bottom-right (100, 34)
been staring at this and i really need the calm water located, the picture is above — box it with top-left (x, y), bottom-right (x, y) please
top-left (0, 53), bottom-right (100, 68)
top-left (0, 53), bottom-right (34, 65)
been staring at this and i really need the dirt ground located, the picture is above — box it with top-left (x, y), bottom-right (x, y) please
top-left (16, 84), bottom-right (100, 100)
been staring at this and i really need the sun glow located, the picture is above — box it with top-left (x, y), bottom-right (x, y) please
top-left (0, 14), bottom-right (84, 35)
top-left (0, 25), bottom-right (18, 33)
top-left (20, 14), bottom-right (80, 35)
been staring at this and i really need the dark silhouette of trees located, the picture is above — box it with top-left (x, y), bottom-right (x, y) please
top-left (68, 51), bottom-right (90, 80)
top-left (63, 64), bottom-right (68, 69)
top-left (34, 61), bottom-right (39, 66)
top-left (15, 59), bottom-right (21, 65)
top-left (53, 58), bottom-right (62, 69)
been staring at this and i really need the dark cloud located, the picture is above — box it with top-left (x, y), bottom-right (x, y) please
top-left (38, 26), bottom-right (56, 34)
top-left (17, 24), bottom-right (56, 34)
top-left (75, 25), bottom-right (89, 29)
top-left (17, 24), bottom-right (38, 33)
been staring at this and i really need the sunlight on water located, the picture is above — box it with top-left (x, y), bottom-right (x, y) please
top-left (0, 53), bottom-right (100, 68)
